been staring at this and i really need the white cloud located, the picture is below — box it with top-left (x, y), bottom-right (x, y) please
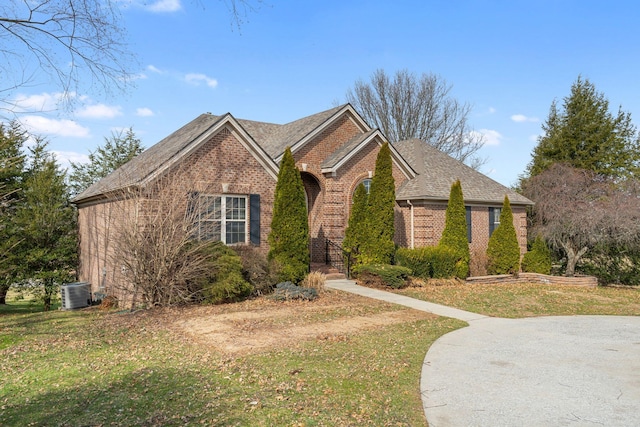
top-left (53, 151), bottom-right (90, 168)
top-left (20, 116), bottom-right (90, 138)
top-left (471, 129), bottom-right (502, 146)
top-left (147, 65), bottom-right (163, 74)
top-left (76, 104), bottom-right (122, 119)
top-left (488, 107), bottom-right (496, 114)
top-left (185, 73), bottom-right (218, 88)
top-left (511, 114), bottom-right (539, 123)
top-left (147, 0), bottom-right (182, 12)
top-left (12, 92), bottom-right (66, 112)
top-left (136, 107), bottom-right (154, 117)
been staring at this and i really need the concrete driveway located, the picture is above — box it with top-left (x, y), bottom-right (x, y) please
top-left (324, 280), bottom-right (640, 426)
top-left (423, 316), bottom-right (640, 426)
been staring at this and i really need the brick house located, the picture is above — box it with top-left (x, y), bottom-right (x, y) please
top-left (73, 104), bottom-right (532, 300)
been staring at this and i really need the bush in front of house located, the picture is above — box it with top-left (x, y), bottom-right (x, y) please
top-left (268, 147), bottom-right (310, 284)
top-left (438, 180), bottom-right (470, 279)
top-left (271, 281), bottom-right (318, 301)
top-left (233, 245), bottom-right (282, 296)
top-left (486, 196), bottom-right (521, 275)
top-left (396, 246), bottom-right (459, 279)
top-left (353, 264), bottom-right (411, 289)
top-left (521, 235), bottom-right (552, 274)
top-left (200, 244), bottom-right (253, 304)
top-left (360, 142), bottom-right (396, 265)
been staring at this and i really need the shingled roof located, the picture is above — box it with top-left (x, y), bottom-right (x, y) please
top-left (73, 105), bottom-right (358, 204)
top-left (394, 139), bottom-right (533, 205)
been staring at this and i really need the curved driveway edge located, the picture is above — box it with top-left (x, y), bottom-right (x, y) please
top-left (325, 280), bottom-right (640, 426)
top-left (423, 316), bottom-right (640, 426)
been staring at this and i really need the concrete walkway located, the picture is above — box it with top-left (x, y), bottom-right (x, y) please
top-left (325, 279), bottom-right (640, 427)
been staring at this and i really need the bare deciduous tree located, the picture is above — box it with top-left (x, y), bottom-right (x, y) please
top-left (109, 172), bottom-right (221, 308)
top-left (522, 163), bottom-right (640, 276)
top-left (0, 0), bottom-right (135, 111)
top-left (346, 69), bottom-right (486, 168)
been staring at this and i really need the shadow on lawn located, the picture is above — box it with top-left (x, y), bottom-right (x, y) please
top-left (0, 367), bottom-right (243, 426)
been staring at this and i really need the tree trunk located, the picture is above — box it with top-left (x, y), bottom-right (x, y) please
top-left (563, 243), bottom-right (589, 277)
top-left (0, 282), bottom-right (9, 304)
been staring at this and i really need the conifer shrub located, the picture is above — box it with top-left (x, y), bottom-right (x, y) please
top-left (233, 245), bottom-right (282, 295)
top-left (438, 180), bottom-right (470, 278)
top-left (352, 264), bottom-right (411, 289)
top-left (271, 282), bottom-right (318, 301)
top-left (268, 147), bottom-right (310, 283)
top-left (396, 246), bottom-right (459, 279)
top-left (360, 142), bottom-right (396, 265)
top-left (201, 244), bottom-right (253, 304)
top-left (343, 182), bottom-right (368, 268)
top-left (486, 196), bottom-right (521, 275)
top-left (521, 235), bottom-right (552, 274)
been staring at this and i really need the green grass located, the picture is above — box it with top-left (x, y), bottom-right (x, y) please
top-left (0, 298), bottom-right (463, 426)
top-left (397, 282), bottom-right (640, 318)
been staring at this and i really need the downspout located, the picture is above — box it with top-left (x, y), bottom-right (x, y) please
top-left (407, 200), bottom-right (415, 249)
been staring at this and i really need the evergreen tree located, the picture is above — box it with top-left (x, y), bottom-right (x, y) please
top-left (268, 147), bottom-right (309, 283)
top-left (343, 182), bottom-right (368, 267)
top-left (0, 122), bottom-right (27, 304)
top-left (521, 235), bottom-right (552, 274)
top-left (486, 196), bottom-right (521, 275)
top-left (438, 179), bottom-right (470, 278)
top-left (13, 140), bottom-right (77, 310)
top-left (525, 76), bottom-right (640, 180)
top-left (360, 142), bottom-right (396, 265)
top-left (69, 127), bottom-right (144, 195)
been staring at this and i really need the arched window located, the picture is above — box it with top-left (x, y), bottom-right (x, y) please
top-left (354, 178), bottom-right (372, 196)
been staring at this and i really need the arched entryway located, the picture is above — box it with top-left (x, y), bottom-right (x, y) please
top-left (300, 172), bottom-right (324, 263)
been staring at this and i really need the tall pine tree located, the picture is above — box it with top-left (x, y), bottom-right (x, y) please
top-left (486, 196), bottom-right (521, 275)
top-left (70, 127), bottom-right (144, 196)
top-left (0, 122), bottom-right (27, 304)
top-left (360, 142), bottom-right (396, 265)
top-left (13, 140), bottom-right (77, 310)
top-left (268, 147), bottom-right (309, 283)
top-left (438, 180), bottom-right (470, 278)
top-left (525, 76), bottom-right (640, 180)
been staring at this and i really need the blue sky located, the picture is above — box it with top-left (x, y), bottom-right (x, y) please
top-left (10, 0), bottom-right (640, 187)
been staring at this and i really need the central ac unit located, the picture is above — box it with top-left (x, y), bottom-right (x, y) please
top-left (61, 282), bottom-right (91, 310)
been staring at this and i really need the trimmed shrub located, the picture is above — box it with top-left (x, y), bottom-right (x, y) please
top-left (201, 244), bottom-right (253, 304)
top-left (272, 282), bottom-right (318, 301)
top-left (486, 196), bottom-right (521, 275)
top-left (343, 182), bottom-right (368, 267)
top-left (360, 142), bottom-right (396, 265)
top-left (396, 246), bottom-right (459, 279)
top-left (352, 264), bottom-right (411, 289)
top-left (268, 147), bottom-right (310, 284)
top-left (521, 235), bottom-right (552, 274)
top-left (438, 180), bottom-right (470, 278)
top-left (233, 245), bottom-right (281, 295)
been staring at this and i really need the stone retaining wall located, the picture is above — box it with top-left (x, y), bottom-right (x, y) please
top-left (466, 273), bottom-right (598, 288)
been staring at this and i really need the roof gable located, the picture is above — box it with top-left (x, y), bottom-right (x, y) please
top-left (394, 139), bottom-right (533, 205)
top-left (73, 114), bottom-right (278, 204)
top-left (321, 130), bottom-right (416, 180)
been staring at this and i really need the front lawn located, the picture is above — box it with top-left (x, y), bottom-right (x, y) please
top-left (397, 282), bottom-right (640, 318)
top-left (0, 292), bottom-right (463, 426)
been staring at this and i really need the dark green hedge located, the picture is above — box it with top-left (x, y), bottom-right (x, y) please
top-left (352, 264), bottom-right (412, 289)
top-left (396, 246), bottom-right (459, 279)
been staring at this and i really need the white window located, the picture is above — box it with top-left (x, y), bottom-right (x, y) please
top-left (489, 207), bottom-right (501, 236)
top-left (193, 195), bottom-right (247, 244)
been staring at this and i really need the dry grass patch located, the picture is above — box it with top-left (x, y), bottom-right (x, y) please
top-left (397, 282), bottom-right (640, 318)
top-left (1, 290), bottom-right (463, 426)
